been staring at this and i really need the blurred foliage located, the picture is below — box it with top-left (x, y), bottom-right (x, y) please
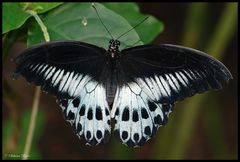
top-left (3, 110), bottom-right (45, 160)
top-left (2, 2), bottom-right (237, 160)
top-left (153, 2), bottom-right (237, 160)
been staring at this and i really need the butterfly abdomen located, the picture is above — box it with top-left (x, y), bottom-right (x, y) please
top-left (106, 72), bottom-right (117, 105)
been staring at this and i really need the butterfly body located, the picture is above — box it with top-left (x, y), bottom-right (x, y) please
top-left (13, 40), bottom-right (232, 147)
top-left (107, 39), bottom-right (120, 59)
top-left (105, 72), bottom-right (117, 105)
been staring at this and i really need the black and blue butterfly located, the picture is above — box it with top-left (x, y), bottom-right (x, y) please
top-left (13, 5), bottom-right (232, 148)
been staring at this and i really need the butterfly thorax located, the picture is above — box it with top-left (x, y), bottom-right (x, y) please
top-left (107, 39), bottom-right (121, 72)
top-left (107, 39), bottom-right (120, 59)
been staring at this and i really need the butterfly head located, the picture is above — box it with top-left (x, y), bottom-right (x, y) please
top-left (108, 39), bottom-right (120, 58)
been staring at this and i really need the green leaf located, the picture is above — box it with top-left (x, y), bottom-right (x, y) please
top-left (2, 2), bottom-right (63, 34)
top-left (103, 3), bottom-right (164, 44)
top-left (2, 3), bottom-right (31, 34)
top-left (21, 2), bottom-right (63, 14)
top-left (27, 3), bottom-right (144, 49)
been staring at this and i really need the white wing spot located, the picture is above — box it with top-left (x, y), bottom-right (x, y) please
top-left (44, 66), bottom-right (53, 79)
top-left (168, 73), bottom-right (180, 91)
top-left (62, 71), bottom-right (74, 92)
top-left (128, 82), bottom-right (142, 95)
top-left (54, 69), bottom-right (64, 87)
top-left (183, 69), bottom-right (194, 80)
top-left (85, 80), bottom-right (98, 93)
top-left (45, 67), bottom-right (56, 80)
top-left (51, 69), bottom-right (61, 86)
top-left (145, 77), bottom-right (158, 100)
top-left (36, 64), bottom-right (44, 73)
top-left (68, 73), bottom-right (79, 96)
top-left (40, 64), bottom-right (49, 74)
top-left (159, 75), bottom-right (170, 97)
top-left (59, 71), bottom-right (70, 92)
top-left (29, 64), bottom-right (34, 70)
top-left (175, 72), bottom-right (187, 87)
top-left (178, 71), bottom-right (189, 85)
top-left (73, 75), bottom-right (92, 96)
top-left (72, 74), bottom-right (83, 96)
top-left (31, 63), bottom-right (40, 72)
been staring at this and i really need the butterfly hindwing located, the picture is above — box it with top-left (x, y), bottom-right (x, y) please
top-left (58, 81), bottom-right (111, 146)
top-left (111, 83), bottom-right (174, 147)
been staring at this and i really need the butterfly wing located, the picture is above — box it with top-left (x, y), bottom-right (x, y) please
top-left (112, 44), bottom-right (232, 147)
top-left (13, 41), bottom-right (111, 146)
top-left (13, 41), bottom-right (107, 98)
top-left (58, 82), bottom-right (111, 146)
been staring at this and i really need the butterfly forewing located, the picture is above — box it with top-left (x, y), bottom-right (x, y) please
top-left (120, 44), bottom-right (232, 102)
top-left (13, 41), bottom-right (107, 98)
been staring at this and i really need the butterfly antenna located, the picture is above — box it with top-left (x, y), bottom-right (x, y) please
top-left (116, 17), bottom-right (149, 40)
top-left (92, 3), bottom-right (114, 39)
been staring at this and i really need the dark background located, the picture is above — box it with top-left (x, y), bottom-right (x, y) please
top-left (3, 2), bottom-right (238, 159)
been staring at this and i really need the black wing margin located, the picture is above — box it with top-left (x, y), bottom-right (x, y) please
top-left (13, 41), bottom-right (107, 99)
top-left (120, 44), bottom-right (232, 104)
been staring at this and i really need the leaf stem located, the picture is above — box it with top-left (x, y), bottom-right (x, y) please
top-left (25, 10), bottom-right (50, 42)
top-left (22, 9), bottom-right (50, 160)
top-left (22, 87), bottom-right (41, 160)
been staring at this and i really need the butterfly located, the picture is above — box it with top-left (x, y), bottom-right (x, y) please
top-left (12, 6), bottom-right (232, 148)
